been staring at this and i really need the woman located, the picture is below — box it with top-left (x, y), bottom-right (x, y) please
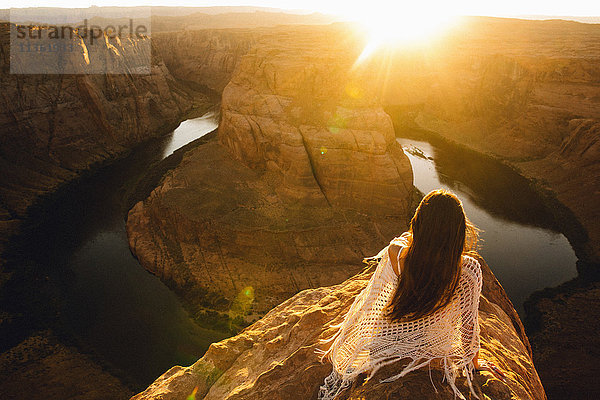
top-left (317, 189), bottom-right (502, 400)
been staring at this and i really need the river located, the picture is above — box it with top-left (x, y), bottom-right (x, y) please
top-left (5, 111), bottom-right (221, 388)
top-left (397, 137), bottom-right (578, 315)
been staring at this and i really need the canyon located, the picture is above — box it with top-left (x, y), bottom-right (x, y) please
top-left (151, 29), bottom-right (261, 94)
top-left (0, 13), bottom-right (597, 400)
top-left (153, 18), bottom-right (600, 264)
top-left (0, 21), bottom-right (212, 399)
top-left (0, 23), bottom-right (210, 259)
top-left (381, 17), bottom-right (600, 266)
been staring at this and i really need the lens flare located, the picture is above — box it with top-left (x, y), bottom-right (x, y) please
top-left (340, 3), bottom-right (459, 64)
top-left (345, 82), bottom-right (363, 99)
top-left (229, 285), bottom-right (255, 325)
top-left (186, 386), bottom-right (198, 400)
top-left (327, 112), bottom-right (347, 134)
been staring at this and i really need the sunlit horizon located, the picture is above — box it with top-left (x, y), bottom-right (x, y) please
top-left (1, 1), bottom-right (600, 18)
top-left (5, 1), bottom-right (598, 72)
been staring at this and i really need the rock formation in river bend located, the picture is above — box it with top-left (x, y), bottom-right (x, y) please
top-left (218, 27), bottom-right (411, 214)
top-left (127, 25), bottom-right (413, 323)
top-left (132, 256), bottom-right (547, 400)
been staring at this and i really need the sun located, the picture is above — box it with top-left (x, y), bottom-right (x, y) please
top-left (345, 5), bottom-right (458, 63)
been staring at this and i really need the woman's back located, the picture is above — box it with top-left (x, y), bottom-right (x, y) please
top-left (317, 235), bottom-right (483, 400)
top-left (371, 243), bottom-right (482, 358)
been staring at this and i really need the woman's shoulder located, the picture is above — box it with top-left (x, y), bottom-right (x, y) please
top-left (389, 231), bottom-right (411, 247)
top-left (460, 254), bottom-right (483, 284)
top-left (461, 253), bottom-right (480, 265)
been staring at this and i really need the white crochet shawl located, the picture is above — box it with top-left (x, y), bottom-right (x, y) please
top-left (317, 232), bottom-right (483, 399)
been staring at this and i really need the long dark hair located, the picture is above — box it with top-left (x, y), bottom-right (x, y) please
top-left (387, 189), bottom-right (479, 323)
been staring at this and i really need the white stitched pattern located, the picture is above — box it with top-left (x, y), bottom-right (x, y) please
top-left (317, 232), bottom-right (483, 400)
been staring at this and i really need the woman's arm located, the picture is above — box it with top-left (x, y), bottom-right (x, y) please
top-left (388, 244), bottom-right (401, 276)
top-left (388, 244), bottom-right (408, 277)
top-left (473, 348), bottom-right (507, 381)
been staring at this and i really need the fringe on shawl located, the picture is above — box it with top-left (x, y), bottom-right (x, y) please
top-left (317, 357), bottom-right (480, 400)
top-left (318, 369), bottom-right (352, 400)
top-left (315, 249), bottom-right (387, 364)
top-left (378, 356), bottom-right (479, 400)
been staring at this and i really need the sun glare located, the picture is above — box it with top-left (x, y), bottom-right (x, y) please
top-left (347, 5), bottom-right (458, 63)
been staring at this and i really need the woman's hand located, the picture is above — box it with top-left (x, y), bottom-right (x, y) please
top-left (473, 350), bottom-right (507, 382)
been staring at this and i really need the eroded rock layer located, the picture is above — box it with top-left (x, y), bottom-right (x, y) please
top-left (132, 257), bottom-right (546, 400)
top-left (0, 330), bottom-right (133, 400)
top-left (218, 26), bottom-right (412, 215)
top-left (525, 280), bottom-right (600, 399)
top-left (152, 29), bottom-right (261, 93)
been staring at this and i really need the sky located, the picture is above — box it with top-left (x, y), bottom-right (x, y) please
top-left (1, 1), bottom-right (599, 18)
